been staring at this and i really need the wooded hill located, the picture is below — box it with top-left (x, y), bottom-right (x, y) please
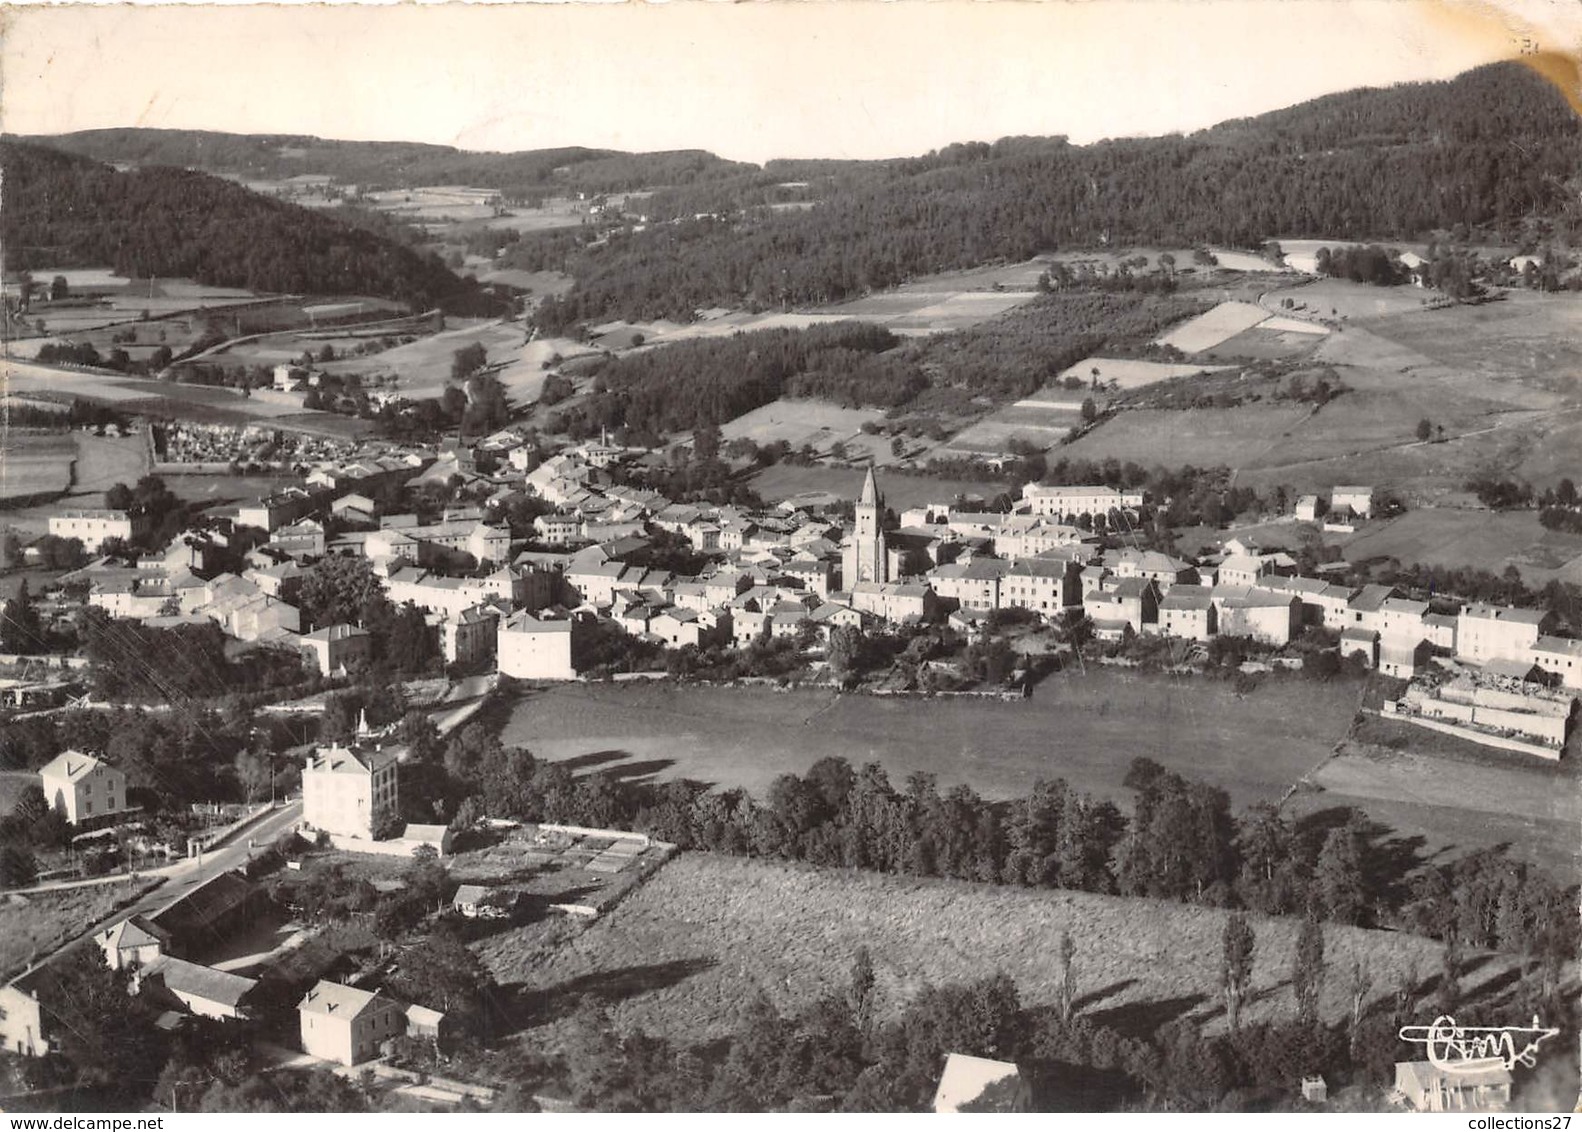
top-left (0, 140), bottom-right (501, 313)
top-left (10, 128), bottom-right (755, 199)
top-left (527, 62), bottom-right (1582, 326)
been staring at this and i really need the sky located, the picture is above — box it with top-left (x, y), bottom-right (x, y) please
top-left (2, 0), bottom-right (1578, 164)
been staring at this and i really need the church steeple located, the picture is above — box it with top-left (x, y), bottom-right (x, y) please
top-left (844, 463), bottom-right (889, 586)
top-left (859, 464), bottom-right (882, 509)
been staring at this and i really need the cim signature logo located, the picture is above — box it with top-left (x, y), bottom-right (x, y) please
top-left (1398, 1015), bottom-right (1560, 1073)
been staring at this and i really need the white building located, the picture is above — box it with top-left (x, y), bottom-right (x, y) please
top-left (302, 741), bottom-right (399, 841)
top-left (1456, 603), bottom-right (1557, 666)
top-left (48, 510), bottom-right (150, 553)
top-left (38, 750), bottom-right (130, 826)
top-left (497, 611), bottom-right (591, 680)
top-left (1021, 483), bottom-right (1143, 520)
top-left (298, 981), bottom-right (407, 1067)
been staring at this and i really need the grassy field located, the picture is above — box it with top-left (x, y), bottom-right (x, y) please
top-left (1297, 733), bottom-right (1582, 868)
top-left (0, 436), bottom-right (75, 501)
top-left (941, 400), bottom-right (1085, 456)
top-left (1264, 277), bottom-right (1435, 320)
top-left (749, 464), bottom-right (1006, 509)
top-left (720, 399), bottom-right (885, 452)
top-left (1334, 508), bottom-right (1582, 586)
top-left (1358, 291), bottom-right (1582, 393)
top-left (498, 671), bottom-right (1360, 809)
top-left (317, 318), bottom-right (527, 399)
top-left (485, 852), bottom-right (1496, 1048)
top-left (1062, 405), bottom-right (1312, 467)
top-left (1203, 324), bottom-right (1326, 362)
top-left (0, 878), bottom-right (162, 980)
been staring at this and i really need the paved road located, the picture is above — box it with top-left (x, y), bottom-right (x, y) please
top-left (12, 801), bottom-right (304, 980)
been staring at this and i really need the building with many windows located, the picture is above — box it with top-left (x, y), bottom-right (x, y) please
top-left (302, 736), bottom-right (399, 841)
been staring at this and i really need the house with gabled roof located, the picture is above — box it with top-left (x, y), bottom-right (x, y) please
top-left (135, 955), bottom-right (259, 1021)
top-left (298, 980), bottom-right (407, 1066)
top-left (1158, 584), bottom-right (1217, 642)
top-left (94, 915), bottom-right (172, 971)
top-left (1530, 635), bottom-right (1582, 690)
top-left (39, 750), bottom-right (129, 827)
top-left (302, 742), bottom-right (399, 841)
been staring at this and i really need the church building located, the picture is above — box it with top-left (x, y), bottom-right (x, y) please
top-left (841, 466), bottom-right (890, 588)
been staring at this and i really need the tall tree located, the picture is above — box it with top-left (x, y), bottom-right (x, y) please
top-left (1313, 823), bottom-right (1367, 926)
top-left (0, 579), bottom-right (43, 653)
top-left (1056, 929), bottom-right (1077, 1023)
top-left (1292, 911), bottom-right (1326, 1023)
top-left (1221, 911), bottom-right (1255, 1033)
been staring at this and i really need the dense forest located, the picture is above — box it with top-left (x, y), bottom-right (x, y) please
top-left (0, 142), bottom-right (498, 313)
top-left (520, 62), bottom-right (1582, 325)
top-left (13, 129), bottom-right (755, 199)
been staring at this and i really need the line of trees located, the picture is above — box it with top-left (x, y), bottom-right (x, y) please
top-left (423, 727), bottom-right (1576, 970)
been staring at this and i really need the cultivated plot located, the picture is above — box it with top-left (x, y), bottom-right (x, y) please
top-left (1155, 301), bottom-right (1271, 353)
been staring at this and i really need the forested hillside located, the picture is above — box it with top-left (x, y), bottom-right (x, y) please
top-left (0, 141), bottom-right (497, 312)
top-left (526, 62), bottom-right (1582, 326)
top-left (13, 129), bottom-right (754, 198)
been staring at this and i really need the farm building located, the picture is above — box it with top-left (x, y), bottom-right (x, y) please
top-left (134, 956), bottom-right (259, 1021)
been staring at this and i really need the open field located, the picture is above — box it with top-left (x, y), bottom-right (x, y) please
top-left (1056, 357), bottom-right (1230, 390)
top-left (1262, 277), bottom-right (1438, 321)
top-left (1357, 291), bottom-right (1582, 391)
top-left (0, 435), bottom-right (75, 501)
top-left (499, 672), bottom-right (1360, 810)
top-left (1062, 405), bottom-right (1312, 467)
top-left (470, 268), bottom-right (574, 296)
top-left (1203, 324), bottom-right (1326, 362)
top-left (319, 318), bottom-right (528, 400)
top-left (1297, 739), bottom-right (1581, 869)
top-left (719, 399), bottom-right (889, 457)
top-left (0, 878), bottom-right (162, 980)
top-left (15, 274), bottom-right (272, 337)
top-left (1334, 507), bottom-right (1582, 586)
top-left (941, 399), bottom-right (1085, 456)
top-left (748, 464), bottom-right (1004, 509)
top-left (1203, 248), bottom-right (1289, 273)
top-left (1155, 301), bottom-right (1270, 353)
top-left (490, 853), bottom-right (1486, 1048)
